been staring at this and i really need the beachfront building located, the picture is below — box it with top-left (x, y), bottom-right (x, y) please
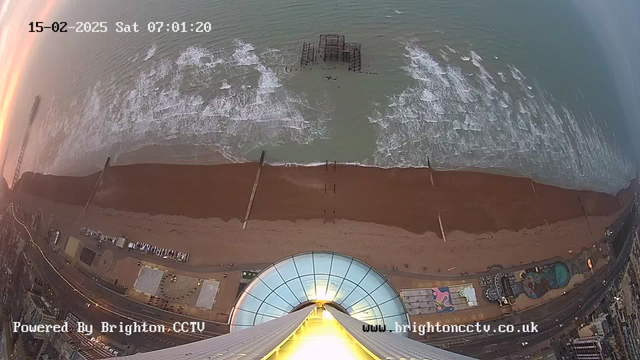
top-left (569, 336), bottom-right (606, 360)
top-left (120, 252), bottom-right (474, 359)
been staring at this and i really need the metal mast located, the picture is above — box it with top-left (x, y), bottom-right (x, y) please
top-left (11, 96), bottom-right (40, 189)
top-left (0, 139), bottom-right (10, 181)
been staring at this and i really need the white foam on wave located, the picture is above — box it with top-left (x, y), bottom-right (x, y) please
top-left (176, 46), bottom-right (221, 68)
top-left (420, 89), bottom-right (437, 102)
top-left (266, 161), bottom-right (329, 167)
top-left (509, 65), bottom-right (525, 81)
top-left (369, 41), bottom-right (635, 193)
top-left (445, 46), bottom-right (458, 54)
top-left (394, 9), bottom-right (402, 14)
top-left (256, 64), bottom-right (281, 94)
top-left (460, 56), bottom-right (470, 61)
top-left (231, 40), bottom-right (259, 66)
top-left (143, 44), bottom-right (156, 62)
top-left (30, 41), bottom-right (327, 175)
top-left (439, 49), bottom-right (450, 62)
top-left (231, 41), bottom-right (283, 94)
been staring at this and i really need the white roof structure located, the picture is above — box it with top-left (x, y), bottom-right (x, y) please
top-left (117, 304), bottom-right (475, 360)
top-left (195, 279), bottom-right (220, 309)
top-left (117, 306), bottom-right (315, 360)
top-left (328, 306), bottom-right (476, 360)
top-left (116, 252), bottom-right (476, 360)
top-left (133, 266), bottom-right (164, 296)
top-left (230, 252), bottom-right (410, 334)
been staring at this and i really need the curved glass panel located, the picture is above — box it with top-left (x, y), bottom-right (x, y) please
top-left (230, 252), bottom-right (409, 336)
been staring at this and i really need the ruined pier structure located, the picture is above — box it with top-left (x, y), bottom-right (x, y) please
top-left (301, 34), bottom-right (362, 72)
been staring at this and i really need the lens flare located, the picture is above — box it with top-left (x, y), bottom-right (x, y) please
top-left (266, 306), bottom-right (376, 360)
top-left (0, 0), bottom-right (56, 159)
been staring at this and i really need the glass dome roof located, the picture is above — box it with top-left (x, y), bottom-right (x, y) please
top-left (230, 252), bottom-right (409, 335)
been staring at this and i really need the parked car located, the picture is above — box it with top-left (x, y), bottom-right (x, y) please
top-left (48, 228), bottom-right (61, 244)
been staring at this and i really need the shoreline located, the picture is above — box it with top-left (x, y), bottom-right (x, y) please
top-left (29, 156), bottom-right (635, 196)
top-left (31, 142), bottom-right (635, 195)
top-left (15, 161), bottom-right (635, 236)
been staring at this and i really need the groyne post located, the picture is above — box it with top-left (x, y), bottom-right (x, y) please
top-left (531, 180), bottom-right (551, 234)
top-left (243, 151), bottom-right (266, 229)
top-left (428, 157), bottom-right (435, 188)
top-left (578, 195), bottom-right (592, 234)
top-left (83, 157), bottom-right (110, 214)
top-left (438, 214), bottom-right (447, 242)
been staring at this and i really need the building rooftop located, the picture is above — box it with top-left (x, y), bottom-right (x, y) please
top-left (230, 252), bottom-right (409, 333)
top-left (28, 292), bottom-right (52, 316)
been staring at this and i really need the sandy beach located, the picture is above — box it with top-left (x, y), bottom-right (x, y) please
top-left (18, 163), bottom-right (633, 234)
top-left (13, 162), bottom-right (635, 274)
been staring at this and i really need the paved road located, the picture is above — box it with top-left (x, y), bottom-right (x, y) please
top-left (8, 198), bottom-right (636, 357)
top-left (19, 234), bottom-right (194, 352)
top-left (423, 209), bottom-right (637, 359)
top-left (7, 204), bottom-right (226, 353)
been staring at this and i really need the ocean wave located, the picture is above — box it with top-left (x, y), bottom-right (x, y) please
top-left (24, 40), bottom-right (635, 194)
top-left (369, 42), bottom-right (635, 193)
top-left (28, 41), bottom-right (328, 175)
top-left (509, 64), bottom-right (525, 81)
top-left (143, 44), bottom-right (156, 61)
top-left (439, 49), bottom-right (450, 62)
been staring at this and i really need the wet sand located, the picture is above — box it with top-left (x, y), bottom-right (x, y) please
top-left (17, 162), bottom-right (634, 236)
top-left (13, 162), bottom-right (635, 273)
